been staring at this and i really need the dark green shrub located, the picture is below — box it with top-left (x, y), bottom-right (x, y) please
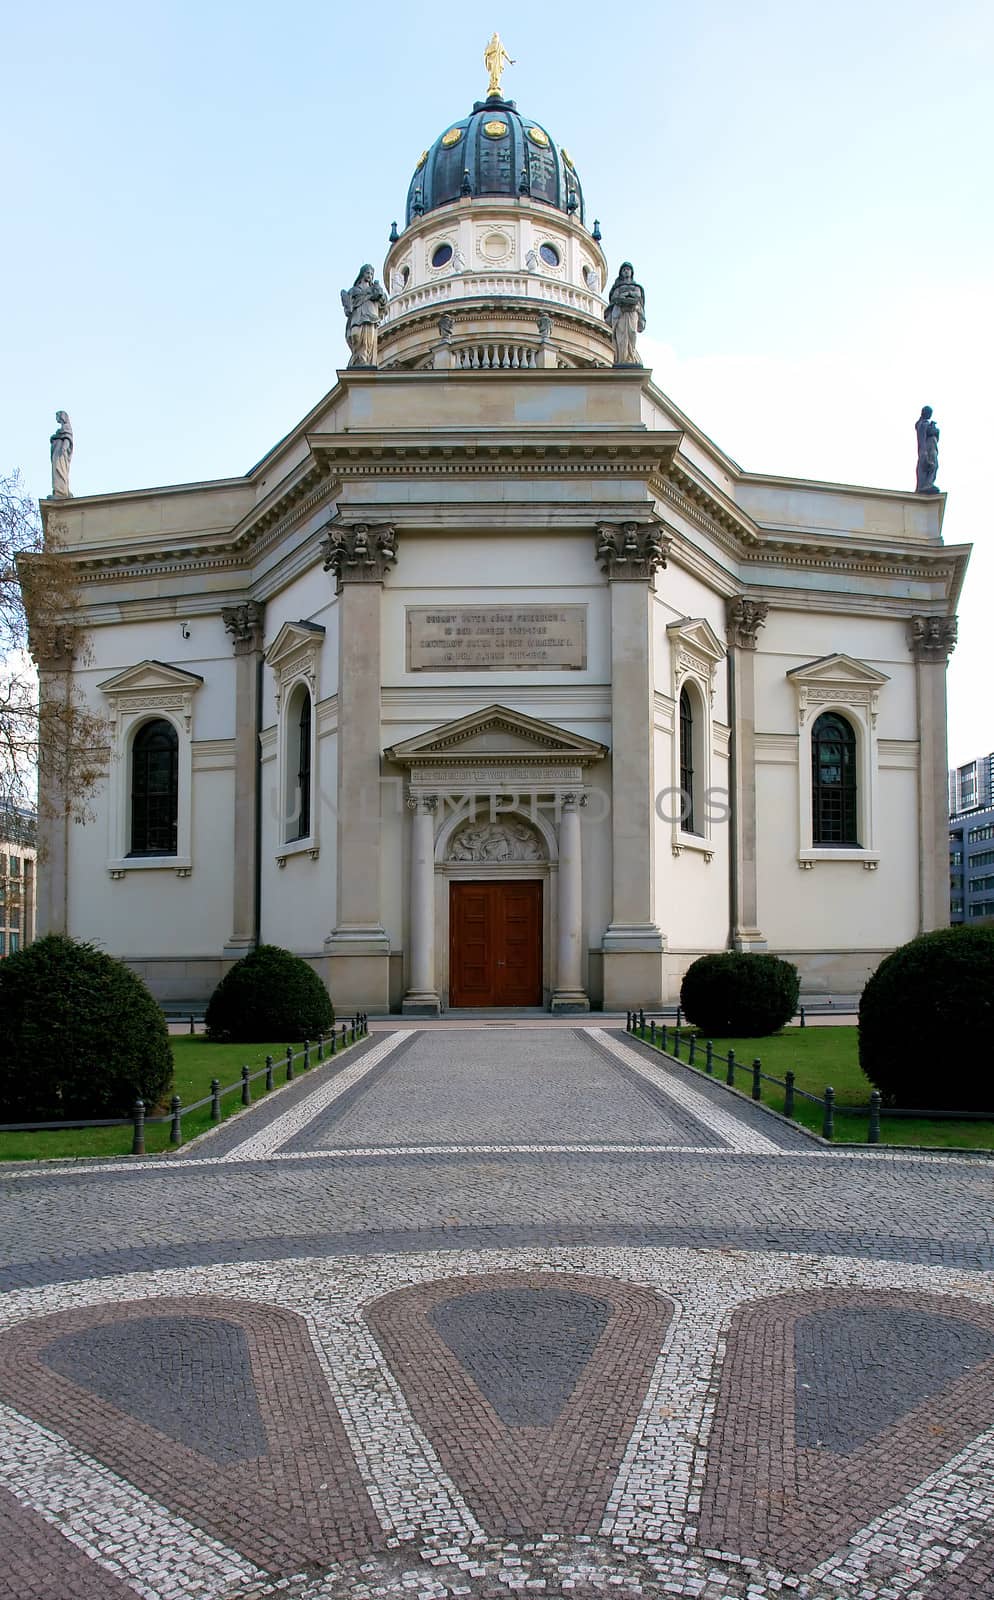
top-left (205, 944), bottom-right (334, 1044)
top-left (680, 951), bottom-right (800, 1037)
top-left (859, 926), bottom-right (994, 1109)
top-left (0, 935), bottom-right (172, 1120)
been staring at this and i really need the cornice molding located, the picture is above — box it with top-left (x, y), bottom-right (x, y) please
top-left (308, 430), bottom-right (678, 480)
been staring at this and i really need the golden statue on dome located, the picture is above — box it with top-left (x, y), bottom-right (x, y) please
top-left (484, 32), bottom-right (514, 98)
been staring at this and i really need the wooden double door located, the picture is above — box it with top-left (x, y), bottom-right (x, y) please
top-left (449, 880), bottom-right (543, 1008)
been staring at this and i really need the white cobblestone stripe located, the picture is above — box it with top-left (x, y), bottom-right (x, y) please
top-left (220, 1030), bottom-right (415, 1160)
top-left (0, 1400), bottom-right (268, 1599)
top-left (811, 1424), bottom-right (994, 1595)
top-left (584, 1028), bottom-right (783, 1154)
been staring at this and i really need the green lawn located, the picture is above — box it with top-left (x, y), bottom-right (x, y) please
top-left (0, 1032), bottom-right (357, 1162)
top-left (637, 1025), bottom-right (994, 1150)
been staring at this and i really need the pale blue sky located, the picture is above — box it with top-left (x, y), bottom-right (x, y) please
top-left (3, 0), bottom-right (992, 762)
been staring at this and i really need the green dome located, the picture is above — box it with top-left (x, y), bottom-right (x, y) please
top-left (405, 97), bottom-right (584, 227)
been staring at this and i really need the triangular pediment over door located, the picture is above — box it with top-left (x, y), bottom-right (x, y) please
top-left (384, 704), bottom-right (607, 767)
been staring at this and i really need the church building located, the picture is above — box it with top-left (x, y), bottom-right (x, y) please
top-left (36, 47), bottom-right (967, 1014)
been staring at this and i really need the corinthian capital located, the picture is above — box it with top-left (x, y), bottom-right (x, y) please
top-left (726, 596), bottom-right (769, 650)
top-left (594, 519), bottom-right (670, 583)
top-left (909, 613), bottom-right (957, 662)
top-left (321, 521), bottom-right (398, 596)
top-left (221, 601), bottom-right (266, 655)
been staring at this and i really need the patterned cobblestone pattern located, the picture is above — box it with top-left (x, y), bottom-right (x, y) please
top-left (1, 1026), bottom-right (994, 1598)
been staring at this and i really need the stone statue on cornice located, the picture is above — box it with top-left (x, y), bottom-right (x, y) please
top-left (341, 264), bottom-right (388, 368)
top-left (915, 406), bottom-right (940, 494)
top-left (604, 262), bottom-right (646, 367)
top-left (50, 411), bottom-right (73, 497)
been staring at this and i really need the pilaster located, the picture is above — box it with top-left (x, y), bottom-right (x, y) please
top-left (551, 792), bottom-right (589, 1012)
top-left (597, 520), bottom-right (669, 1009)
top-left (30, 625), bottom-right (75, 936)
top-left (321, 521), bottom-right (397, 1012)
top-left (910, 614), bottom-right (957, 931)
top-left (403, 793), bottom-right (441, 1015)
top-left (221, 602), bottom-right (265, 958)
top-left (726, 597), bottom-right (769, 951)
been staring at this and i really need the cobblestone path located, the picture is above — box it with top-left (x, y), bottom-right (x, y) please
top-left (1, 1026), bottom-right (992, 1600)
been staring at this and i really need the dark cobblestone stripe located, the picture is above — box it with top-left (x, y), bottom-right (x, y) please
top-left (698, 1287), bottom-right (994, 1571)
top-left (279, 1032), bottom-right (420, 1152)
top-left (925, 1532), bottom-right (994, 1598)
top-left (366, 1270), bottom-right (672, 1537)
top-left (0, 1487), bottom-right (139, 1600)
top-left (2, 1220), bottom-right (994, 1293)
top-left (0, 1295), bottom-right (381, 1573)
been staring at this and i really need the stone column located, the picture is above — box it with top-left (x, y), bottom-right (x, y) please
top-left (221, 602), bottom-right (265, 958)
top-left (910, 614), bottom-right (957, 931)
top-left (596, 520), bottom-right (670, 1009)
top-left (726, 597), bottom-right (769, 951)
top-left (31, 625), bottom-right (75, 936)
top-left (321, 521), bottom-right (398, 1013)
top-left (403, 793), bottom-right (441, 1014)
top-left (551, 792), bottom-right (589, 1012)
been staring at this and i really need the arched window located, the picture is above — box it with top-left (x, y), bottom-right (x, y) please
top-left (679, 686), bottom-right (697, 834)
top-left (130, 719), bottom-right (178, 856)
top-left (284, 683), bottom-right (313, 843)
top-left (811, 712), bottom-right (859, 846)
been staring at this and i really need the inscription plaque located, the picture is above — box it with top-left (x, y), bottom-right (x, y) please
top-left (407, 605), bottom-right (587, 671)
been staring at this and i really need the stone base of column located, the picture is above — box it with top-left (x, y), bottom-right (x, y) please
top-left (602, 948), bottom-right (665, 1011)
top-left (731, 928), bottom-right (768, 952)
top-left (222, 937), bottom-right (258, 960)
top-left (550, 989), bottom-right (591, 1014)
top-left (402, 990), bottom-right (442, 1016)
top-left (325, 925), bottom-right (391, 1014)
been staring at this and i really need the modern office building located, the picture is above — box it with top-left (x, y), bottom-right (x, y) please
top-left (0, 807), bottom-right (37, 958)
top-left (949, 752), bottom-right (994, 923)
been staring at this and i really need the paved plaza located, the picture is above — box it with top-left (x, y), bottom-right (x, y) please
top-left (0, 1026), bottom-right (992, 1600)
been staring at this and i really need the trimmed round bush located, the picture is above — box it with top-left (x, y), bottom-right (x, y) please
top-left (0, 934), bottom-right (172, 1120)
top-left (205, 944), bottom-right (334, 1044)
top-left (859, 926), bottom-right (994, 1109)
top-left (680, 951), bottom-right (800, 1037)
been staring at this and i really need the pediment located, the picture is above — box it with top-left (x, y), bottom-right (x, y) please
top-left (264, 620), bottom-right (325, 671)
top-left (99, 660), bottom-right (204, 698)
top-left (666, 616), bottom-right (727, 663)
top-left (384, 704), bottom-right (608, 766)
top-left (786, 653), bottom-right (889, 687)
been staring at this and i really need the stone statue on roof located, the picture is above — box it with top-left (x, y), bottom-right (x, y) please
top-left (49, 411), bottom-right (73, 497)
top-left (915, 406), bottom-right (940, 494)
top-left (341, 264), bottom-right (389, 368)
top-left (604, 263), bottom-right (646, 367)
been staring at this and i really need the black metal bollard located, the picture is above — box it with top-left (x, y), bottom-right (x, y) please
top-left (350, 1018), bottom-right (356, 1044)
top-left (673, 1029), bottom-right (681, 1060)
top-left (676, 1005), bottom-right (682, 1030)
top-left (189, 1013), bottom-right (195, 1036)
top-left (705, 1040), bottom-right (714, 1076)
top-left (132, 1098), bottom-right (146, 1156)
top-left (799, 1006), bottom-right (806, 1029)
top-left (688, 1034), bottom-right (696, 1066)
top-left (265, 1054), bottom-right (274, 1092)
top-left (784, 1070), bottom-right (795, 1119)
top-left (752, 1058), bottom-right (762, 1101)
top-left (639, 1008), bottom-right (645, 1032)
top-left (868, 1089), bottom-right (881, 1145)
top-left (626, 1010), bottom-right (632, 1032)
top-left (649, 1020), bottom-right (656, 1046)
top-left (822, 1085), bottom-right (835, 1140)
top-left (304, 1039), bottom-right (311, 1071)
top-left (286, 1044), bottom-right (294, 1082)
top-left (330, 1027), bottom-right (336, 1056)
top-left (317, 1033), bottom-right (324, 1061)
top-left (241, 1065), bottom-right (251, 1106)
top-left (726, 1047), bottom-right (736, 1087)
top-left (341, 1022), bottom-right (347, 1050)
top-left (170, 1094), bottom-right (182, 1145)
top-left (210, 1078), bottom-right (221, 1121)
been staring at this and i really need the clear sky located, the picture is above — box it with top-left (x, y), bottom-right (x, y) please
top-left (3, 0), bottom-right (991, 765)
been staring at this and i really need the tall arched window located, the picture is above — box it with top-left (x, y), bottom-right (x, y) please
top-left (284, 683), bottom-right (313, 843)
top-left (130, 719), bottom-right (178, 856)
top-left (679, 686), bottom-right (697, 834)
top-left (811, 712), bottom-right (859, 846)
